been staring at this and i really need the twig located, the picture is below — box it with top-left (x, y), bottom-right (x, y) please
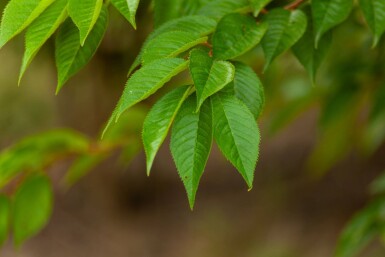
top-left (284, 0), bottom-right (306, 10)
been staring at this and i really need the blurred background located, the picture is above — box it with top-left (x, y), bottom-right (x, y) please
top-left (1, 1), bottom-right (385, 256)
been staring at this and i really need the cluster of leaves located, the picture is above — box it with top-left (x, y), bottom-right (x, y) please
top-left (102, 0), bottom-right (385, 210)
top-left (0, 108), bottom-right (146, 246)
top-left (0, 0), bottom-right (139, 91)
top-left (2, 0), bottom-right (385, 253)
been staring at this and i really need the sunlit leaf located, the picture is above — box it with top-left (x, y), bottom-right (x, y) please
top-left (0, 0), bottom-right (54, 48)
top-left (19, 0), bottom-right (69, 84)
top-left (68, 0), bottom-right (103, 45)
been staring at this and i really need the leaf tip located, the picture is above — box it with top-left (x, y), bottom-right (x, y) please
top-left (129, 19), bottom-right (137, 30)
top-left (55, 86), bottom-right (61, 95)
top-left (146, 161), bottom-right (153, 177)
top-left (372, 37), bottom-right (379, 49)
top-left (262, 62), bottom-right (270, 73)
top-left (188, 198), bottom-right (195, 211)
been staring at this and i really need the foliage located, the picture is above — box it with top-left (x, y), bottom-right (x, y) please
top-left (1, 0), bottom-right (385, 253)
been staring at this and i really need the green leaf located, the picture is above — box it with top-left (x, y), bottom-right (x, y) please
top-left (116, 58), bottom-right (189, 120)
top-left (198, 0), bottom-right (251, 20)
top-left (370, 171), bottom-right (385, 195)
top-left (153, 0), bottom-right (184, 28)
top-left (19, 0), bottom-right (69, 84)
top-left (0, 130), bottom-right (89, 188)
top-left (64, 154), bottom-right (105, 186)
top-left (312, 0), bottom-right (353, 47)
top-left (128, 15), bottom-right (217, 75)
top-left (68, 0), bottom-right (103, 45)
top-left (142, 31), bottom-right (208, 65)
top-left (0, 195), bottom-right (10, 247)
top-left (359, 0), bottom-right (385, 47)
top-left (261, 8), bottom-right (307, 71)
top-left (248, 0), bottom-right (271, 17)
top-left (189, 48), bottom-right (235, 111)
top-left (335, 199), bottom-right (385, 257)
top-left (143, 85), bottom-right (191, 175)
top-left (292, 8), bottom-right (332, 82)
top-left (111, 0), bottom-right (139, 29)
top-left (211, 93), bottom-right (260, 189)
top-left (212, 13), bottom-right (268, 60)
top-left (13, 174), bottom-right (53, 246)
top-left (0, 0), bottom-right (54, 48)
top-left (170, 95), bottom-right (212, 209)
top-left (55, 6), bottom-right (108, 93)
top-left (226, 62), bottom-right (265, 119)
top-left (102, 106), bottom-right (147, 142)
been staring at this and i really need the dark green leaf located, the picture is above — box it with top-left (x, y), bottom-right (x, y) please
top-left (142, 31), bottom-right (208, 65)
top-left (55, 6), bottom-right (108, 93)
top-left (312, 0), bottom-right (353, 47)
top-left (359, 0), bottom-right (385, 47)
top-left (248, 0), bottom-right (271, 17)
top-left (292, 8), bottom-right (332, 82)
top-left (170, 95), bottom-right (212, 209)
top-left (189, 48), bottom-right (235, 111)
top-left (198, 0), bottom-right (251, 20)
top-left (143, 85), bottom-right (192, 175)
top-left (68, 0), bottom-right (103, 45)
top-left (116, 58), bottom-right (189, 120)
top-left (227, 62), bottom-right (265, 119)
top-left (212, 93), bottom-right (260, 189)
top-left (261, 8), bottom-right (307, 71)
top-left (213, 13), bottom-right (268, 60)
top-left (128, 15), bottom-right (217, 75)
